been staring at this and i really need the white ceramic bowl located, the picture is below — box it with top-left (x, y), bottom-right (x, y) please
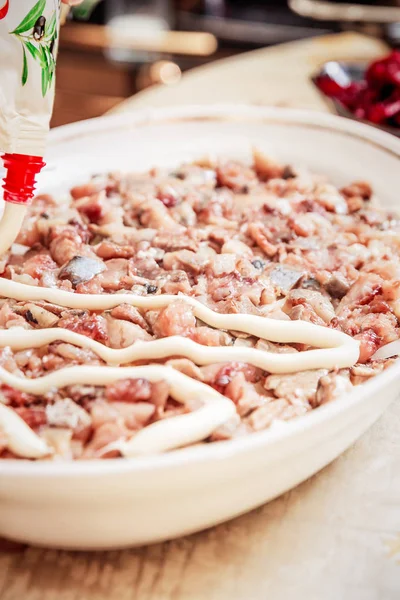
top-left (1, 105), bottom-right (399, 550)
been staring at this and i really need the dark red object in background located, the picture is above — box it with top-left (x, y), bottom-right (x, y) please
top-left (315, 51), bottom-right (400, 128)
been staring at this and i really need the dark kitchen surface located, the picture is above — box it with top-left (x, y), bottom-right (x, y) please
top-left (53, 1), bottom-right (397, 126)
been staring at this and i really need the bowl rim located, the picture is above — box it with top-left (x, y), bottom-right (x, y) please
top-left (1, 103), bottom-right (400, 478)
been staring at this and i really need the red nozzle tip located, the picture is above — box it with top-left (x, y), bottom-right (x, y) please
top-left (2, 153), bottom-right (46, 204)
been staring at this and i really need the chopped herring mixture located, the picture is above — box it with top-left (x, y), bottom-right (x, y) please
top-left (0, 152), bottom-right (398, 460)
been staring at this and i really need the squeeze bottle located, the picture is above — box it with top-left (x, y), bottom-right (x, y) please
top-left (0, 0), bottom-right (61, 254)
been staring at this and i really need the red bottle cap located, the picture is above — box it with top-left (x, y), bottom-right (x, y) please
top-left (2, 153), bottom-right (46, 204)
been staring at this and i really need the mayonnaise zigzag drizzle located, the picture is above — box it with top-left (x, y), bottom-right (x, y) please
top-left (0, 326), bottom-right (359, 373)
top-left (0, 277), bottom-right (360, 459)
top-left (0, 205), bottom-right (360, 459)
top-left (0, 278), bottom-right (357, 349)
top-left (0, 365), bottom-right (237, 458)
top-left (0, 204), bottom-right (28, 258)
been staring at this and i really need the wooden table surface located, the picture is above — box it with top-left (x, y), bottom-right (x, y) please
top-left (1, 32), bottom-right (400, 600)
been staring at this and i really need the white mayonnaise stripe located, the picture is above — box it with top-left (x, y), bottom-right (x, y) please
top-left (372, 339), bottom-right (400, 360)
top-left (0, 204), bottom-right (27, 258)
top-left (0, 327), bottom-right (359, 373)
top-left (0, 365), bottom-right (236, 458)
top-left (0, 278), bottom-right (353, 348)
top-left (0, 402), bottom-right (50, 459)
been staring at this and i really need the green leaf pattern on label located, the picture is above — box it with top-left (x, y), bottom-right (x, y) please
top-left (21, 45), bottom-right (28, 86)
top-left (10, 0), bottom-right (46, 35)
top-left (10, 0), bottom-right (57, 96)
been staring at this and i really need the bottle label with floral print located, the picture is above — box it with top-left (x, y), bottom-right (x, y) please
top-left (0, 0), bottom-right (61, 156)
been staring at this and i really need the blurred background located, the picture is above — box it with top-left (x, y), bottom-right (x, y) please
top-left (53, 0), bottom-right (400, 127)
